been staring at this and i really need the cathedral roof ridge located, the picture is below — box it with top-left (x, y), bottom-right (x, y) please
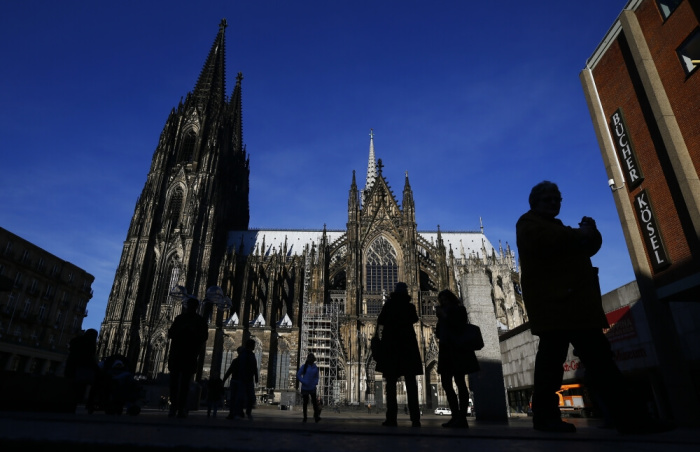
top-left (243, 227), bottom-right (345, 232)
top-left (417, 229), bottom-right (482, 234)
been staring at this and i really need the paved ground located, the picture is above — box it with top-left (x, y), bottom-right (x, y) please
top-left (1, 406), bottom-right (698, 452)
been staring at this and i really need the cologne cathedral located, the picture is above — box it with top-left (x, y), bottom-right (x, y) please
top-left (98, 20), bottom-right (526, 408)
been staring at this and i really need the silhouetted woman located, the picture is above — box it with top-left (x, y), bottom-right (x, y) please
top-left (375, 282), bottom-right (423, 427)
top-left (436, 289), bottom-right (479, 428)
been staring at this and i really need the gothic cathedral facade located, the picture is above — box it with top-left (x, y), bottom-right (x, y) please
top-left (98, 21), bottom-right (526, 407)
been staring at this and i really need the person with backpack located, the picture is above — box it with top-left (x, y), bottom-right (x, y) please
top-left (296, 352), bottom-right (321, 423)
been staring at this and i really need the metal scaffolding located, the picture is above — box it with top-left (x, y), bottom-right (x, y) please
top-left (300, 290), bottom-right (341, 406)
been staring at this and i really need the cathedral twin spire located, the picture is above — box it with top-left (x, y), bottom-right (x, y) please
top-left (192, 18), bottom-right (229, 109)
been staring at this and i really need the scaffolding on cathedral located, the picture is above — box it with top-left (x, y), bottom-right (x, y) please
top-left (299, 302), bottom-right (340, 406)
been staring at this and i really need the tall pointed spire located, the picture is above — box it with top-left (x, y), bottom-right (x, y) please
top-left (360, 130), bottom-right (377, 205)
top-left (365, 129), bottom-right (377, 187)
top-left (193, 19), bottom-right (228, 109)
top-left (228, 71), bottom-right (244, 154)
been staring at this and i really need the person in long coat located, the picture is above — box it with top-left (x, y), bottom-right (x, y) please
top-left (436, 289), bottom-right (479, 428)
top-left (516, 180), bottom-right (673, 434)
top-left (229, 338), bottom-right (259, 420)
top-left (375, 282), bottom-right (423, 427)
top-left (167, 297), bottom-right (208, 418)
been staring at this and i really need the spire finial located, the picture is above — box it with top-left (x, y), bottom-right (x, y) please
top-left (219, 18), bottom-right (228, 31)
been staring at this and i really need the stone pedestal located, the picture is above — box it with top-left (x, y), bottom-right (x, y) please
top-left (461, 268), bottom-right (509, 423)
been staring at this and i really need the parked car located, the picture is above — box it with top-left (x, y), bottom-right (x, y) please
top-left (434, 407), bottom-right (452, 415)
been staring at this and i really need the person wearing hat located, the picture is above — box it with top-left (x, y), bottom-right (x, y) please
top-left (376, 282), bottom-right (423, 427)
top-left (296, 352), bottom-right (321, 423)
top-left (167, 297), bottom-right (208, 418)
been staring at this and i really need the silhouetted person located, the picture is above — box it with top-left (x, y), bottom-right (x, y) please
top-left (227, 339), bottom-right (258, 420)
top-left (376, 282), bottom-right (422, 427)
top-left (296, 352), bottom-right (321, 423)
top-left (65, 328), bottom-right (99, 413)
top-left (206, 375), bottom-right (225, 418)
top-left (516, 181), bottom-right (674, 434)
top-left (104, 358), bottom-right (140, 415)
top-left (224, 346), bottom-right (245, 419)
top-left (167, 297), bottom-right (208, 418)
top-left (436, 289), bottom-right (479, 428)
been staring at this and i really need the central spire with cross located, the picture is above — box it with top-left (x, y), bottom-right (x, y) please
top-left (362, 129), bottom-right (378, 205)
top-left (366, 128), bottom-right (377, 188)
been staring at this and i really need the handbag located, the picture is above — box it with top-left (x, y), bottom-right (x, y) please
top-left (452, 323), bottom-right (484, 351)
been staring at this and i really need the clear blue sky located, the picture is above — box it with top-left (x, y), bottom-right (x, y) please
top-left (1, 0), bottom-right (635, 333)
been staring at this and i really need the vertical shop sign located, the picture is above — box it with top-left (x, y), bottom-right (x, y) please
top-left (610, 108), bottom-right (644, 190)
top-left (634, 189), bottom-right (671, 272)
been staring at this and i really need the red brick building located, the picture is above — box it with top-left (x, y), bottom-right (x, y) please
top-left (581, 0), bottom-right (700, 424)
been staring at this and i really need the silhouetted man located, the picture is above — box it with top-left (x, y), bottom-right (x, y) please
top-left (167, 297), bottom-right (208, 418)
top-left (516, 181), bottom-right (672, 434)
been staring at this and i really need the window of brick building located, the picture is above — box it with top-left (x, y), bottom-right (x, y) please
top-left (678, 28), bottom-right (700, 74)
top-left (657, 0), bottom-right (683, 19)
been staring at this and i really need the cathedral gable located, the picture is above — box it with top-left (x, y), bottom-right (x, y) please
top-left (360, 176), bottom-right (403, 243)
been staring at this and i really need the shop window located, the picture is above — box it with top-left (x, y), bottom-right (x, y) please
top-left (678, 29), bottom-right (700, 74)
top-left (657, 0), bottom-right (682, 19)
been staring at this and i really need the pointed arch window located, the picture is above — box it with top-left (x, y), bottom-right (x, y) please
top-left (166, 189), bottom-right (184, 230)
top-left (156, 257), bottom-right (181, 310)
top-left (179, 130), bottom-right (197, 163)
top-left (365, 236), bottom-right (398, 294)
